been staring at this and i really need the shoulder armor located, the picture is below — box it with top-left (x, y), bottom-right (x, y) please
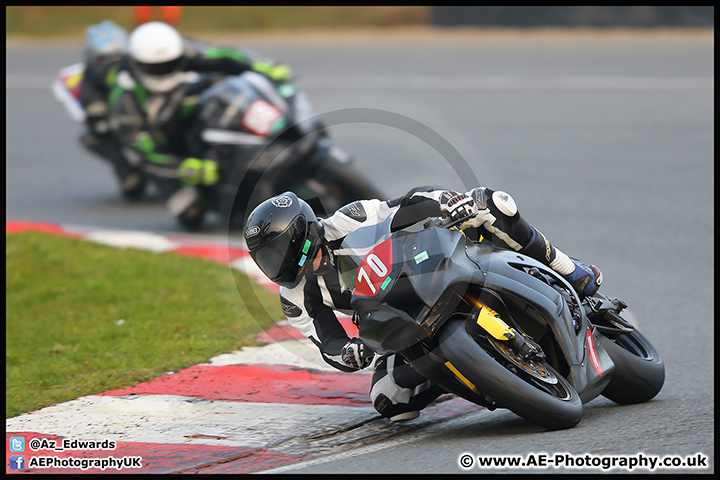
top-left (339, 201), bottom-right (367, 222)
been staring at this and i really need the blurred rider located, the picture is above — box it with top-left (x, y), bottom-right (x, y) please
top-left (243, 186), bottom-right (603, 422)
top-left (106, 21), bottom-right (291, 227)
top-left (79, 21), bottom-right (143, 199)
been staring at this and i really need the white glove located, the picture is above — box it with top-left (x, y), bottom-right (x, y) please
top-left (341, 338), bottom-right (374, 369)
top-left (460, 187), bottom-right (493, 229)
top-left (439, 190), bottom-right (477, 224)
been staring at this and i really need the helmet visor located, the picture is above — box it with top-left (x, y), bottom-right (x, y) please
top-left (133, 57), bottom-right (184, 77)
top-left (252, 216), bottom-right (310, 286)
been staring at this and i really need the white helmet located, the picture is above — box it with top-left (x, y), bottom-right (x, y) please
top-left (128, 21), bottom-right (186, 93)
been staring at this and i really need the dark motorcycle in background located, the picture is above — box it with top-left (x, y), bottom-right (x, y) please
top-left (187, 70), bottom-right (386, 229)
top-left (339, 214), bottom-right (665, 430)
top-left (53, 64), bottom-right (385, 231)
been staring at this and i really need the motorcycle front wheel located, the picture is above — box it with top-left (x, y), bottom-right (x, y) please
top-left (438, 318), bottom-right (583, 430)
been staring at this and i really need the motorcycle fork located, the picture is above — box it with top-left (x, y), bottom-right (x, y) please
top-left (461, 293), bottom-right (545, 362)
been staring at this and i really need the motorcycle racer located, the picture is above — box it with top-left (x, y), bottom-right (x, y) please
top-left (243, 186), bottom-right (603, 421)
top-left (101, 21), bottom-right (292, 227)
top-left (78, 20), bottom-right (146, 199)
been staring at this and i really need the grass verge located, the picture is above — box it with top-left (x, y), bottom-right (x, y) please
top-left (5, 231), bottom-right (282, 418)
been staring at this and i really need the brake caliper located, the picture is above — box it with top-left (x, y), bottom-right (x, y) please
top-left (475, 305), bottom-right (545, 362)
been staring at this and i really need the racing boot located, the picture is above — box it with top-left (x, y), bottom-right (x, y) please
top-left (562, 259), bottom-right (603, 297)
top-left (80, 132), bottom-right (146, 200)
top-left (119, 172), bottom-right (147, 200)
top-left (166, 184), bottom-right (207, 232)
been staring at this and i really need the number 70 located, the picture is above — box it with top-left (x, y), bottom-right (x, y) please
top-left (357, 254), bottom-right (388, 294)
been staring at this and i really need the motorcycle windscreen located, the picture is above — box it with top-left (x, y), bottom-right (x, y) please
top-left (400, 228), bottom-right (479, 307)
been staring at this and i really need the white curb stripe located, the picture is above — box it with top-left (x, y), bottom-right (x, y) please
top-left (84, 230), bottom-right (179, 252)
top-left (5, 394), bottom-right (377, 449)
top-left (207, 339), bottom-right (342, 372)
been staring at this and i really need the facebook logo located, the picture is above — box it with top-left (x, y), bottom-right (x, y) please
top-left (9, 455), bottom-right (25, 470)
top-left (9, 436), bottom-right (25, 452)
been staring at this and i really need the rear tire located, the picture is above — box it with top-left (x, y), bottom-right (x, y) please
top-left (599, 329), bottom-right (665, 405)
top-left (438, 318), bottom-right (583, 430)
top-left (306, 156), bottom-right (387, 216)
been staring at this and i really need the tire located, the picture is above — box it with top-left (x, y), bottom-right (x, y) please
top-left (321, 159), bottom-right (385, 201)
top-left (307, 158), bottom-right (387, 216)
top-left (119, 176), bottom-right (147, 201)
top-left (438, 319), bottom-right (583, 430)
top-left (175, 204), bottom-right (206, 231)
top-left (599, 329), bottom-right (665, 405)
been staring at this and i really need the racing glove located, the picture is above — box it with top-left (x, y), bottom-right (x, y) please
top-left (251, 61), bottom-right (292, 82)
top-left (341, 338), bottom-right (375, 370)
top-left (439, 190), bottom-right (477, 225)
top-left (178, 158), bottom-right (219, 186)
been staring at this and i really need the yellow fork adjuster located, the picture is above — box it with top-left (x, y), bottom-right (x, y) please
top-left (476, 306), bottom-right (516, 341)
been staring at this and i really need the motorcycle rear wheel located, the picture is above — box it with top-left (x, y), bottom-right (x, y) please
top-left (598, 328), bottom-right (665, 405)
top-left (305, 157), bottom-right (387, 216)
top-left (438, 318), bottom-right (583, 430)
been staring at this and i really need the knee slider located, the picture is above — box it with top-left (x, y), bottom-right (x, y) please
top-left (373, 393), bottom-right (417, 419)
top-left (373, 393), bottom-right (393, 416)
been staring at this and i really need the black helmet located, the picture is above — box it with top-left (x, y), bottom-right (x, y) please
top-left (244, 192), bottom-right (324, 288)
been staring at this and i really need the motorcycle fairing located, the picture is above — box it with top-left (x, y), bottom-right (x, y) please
top-left (52, 63), bottom-right (86, 123)
top-left (349, 226), bottom-right (614, 399)
top-left (464, 243), bottom-right (614, 399)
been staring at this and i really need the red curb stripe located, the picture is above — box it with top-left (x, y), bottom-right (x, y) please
top-left (6, 220), bottom-right (81, 238)
top-left (254, 322), bottom-right (307, 342)
top-left (259, 282), bottom-right (280, 294)
top-left (5, 432), bottom-right (304, 474)
top-left (95, 364), bottom-right (372, 407)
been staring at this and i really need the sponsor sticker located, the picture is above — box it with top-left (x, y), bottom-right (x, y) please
top-left (414, 250), bottom-right (429, 264)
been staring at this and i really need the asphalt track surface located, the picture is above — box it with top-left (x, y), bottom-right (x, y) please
top-left (6, 30), bottom-right (714, 473)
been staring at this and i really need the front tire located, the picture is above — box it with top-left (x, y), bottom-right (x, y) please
top-left (119, 173), bottom-right (147, 201)
top-left (438, 319), bottom-right (583, 430)
top-left (176, 204), bottom-right (206, 231)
